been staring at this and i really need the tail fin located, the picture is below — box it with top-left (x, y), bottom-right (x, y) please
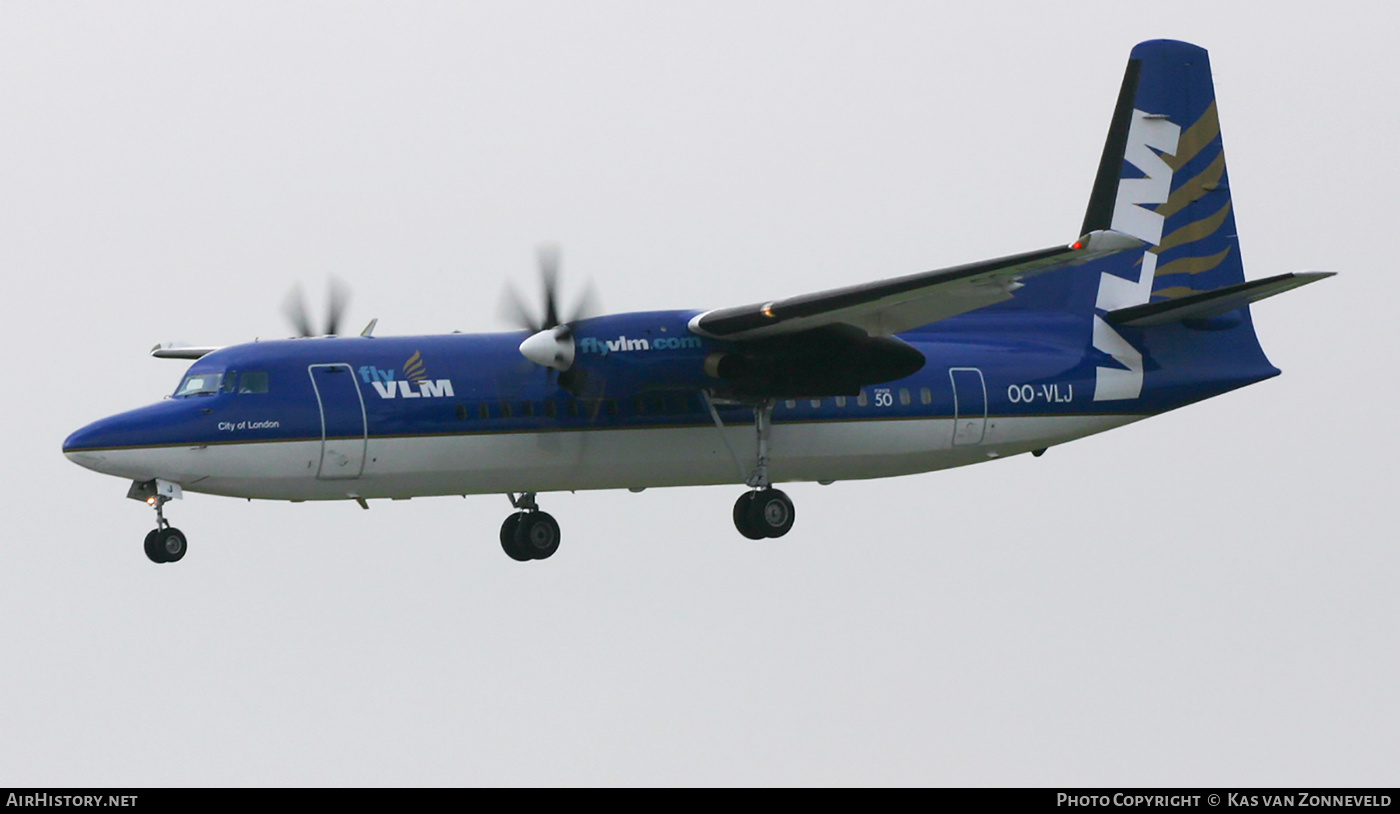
top-left (1079, 40), bottom-right (1313, 405)
top-left (1084, 40), bottom-right (1265, 403)
top-left (1083, 39), bottom-right (1243, 306)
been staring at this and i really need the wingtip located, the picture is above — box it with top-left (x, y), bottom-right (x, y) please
top-left (150, 343), bottom-right (221, 360)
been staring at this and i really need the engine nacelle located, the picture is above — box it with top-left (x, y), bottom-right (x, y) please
top-left (701, 324), bottom-right (925, 398)
top-left (553, 311), bottom-right (718, 398)
top-left (530, 311), bottom-right (926, 401)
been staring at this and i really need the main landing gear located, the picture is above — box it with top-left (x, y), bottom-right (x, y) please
top-left (500, 492), bottom-right (560, 561)
top-left (143, 495), bottom-right (187, 564)
top-left (727, 398), bottom-right (797, 540)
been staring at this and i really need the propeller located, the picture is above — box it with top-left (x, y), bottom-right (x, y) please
top-left (283, 276), bottom-right (351, 337)
top-left (500, 246), bottom-right (600, 373)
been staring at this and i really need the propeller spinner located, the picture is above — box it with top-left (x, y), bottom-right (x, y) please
top-left (519, 324), bottom-right (575, 370)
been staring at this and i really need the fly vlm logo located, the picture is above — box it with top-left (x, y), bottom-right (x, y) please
top-left (359, 351), bottom-right (455, 399)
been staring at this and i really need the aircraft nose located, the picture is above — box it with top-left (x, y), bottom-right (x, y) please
top-left (62, 401), bottom-right (193, 479)
top-left (63, 416), bottom-right (125, 473)
top-left (64, 420), bottom-right (105, 452)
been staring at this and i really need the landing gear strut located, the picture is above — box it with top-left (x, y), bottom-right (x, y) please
top-left (143, 495), bottom-right (187, 564)
top-left (500, 492), bottom-right (561, 561)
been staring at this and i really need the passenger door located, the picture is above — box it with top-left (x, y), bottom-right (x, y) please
top-left (308, 364), bottom-right (367, 479)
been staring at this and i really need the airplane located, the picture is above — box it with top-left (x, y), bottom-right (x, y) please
top-left (63, 39), bottom-right (1332, 564)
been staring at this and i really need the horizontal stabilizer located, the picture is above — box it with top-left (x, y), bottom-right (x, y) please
top-left (1105, 272), bottom-right (1334, 327)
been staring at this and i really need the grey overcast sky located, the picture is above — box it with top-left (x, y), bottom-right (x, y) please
top-left (2, 1), bottom-right (1394, 786)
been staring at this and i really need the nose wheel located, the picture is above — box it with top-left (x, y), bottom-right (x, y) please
top-left (500, 493), bottom-right (561, 561)
top-left (143, 527), bottom-right (187, 563)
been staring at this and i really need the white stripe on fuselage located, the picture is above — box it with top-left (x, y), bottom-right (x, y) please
top-left (67, 414), bottom-right (1143, 502)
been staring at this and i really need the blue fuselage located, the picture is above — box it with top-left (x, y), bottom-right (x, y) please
top-left (62, 304), bottom-right (1277, 502)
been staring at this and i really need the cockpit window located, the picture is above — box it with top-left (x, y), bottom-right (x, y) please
top-left (239, 372), bottom-right (269, 394)
top-left (174, 372), bottom-right (223, 397)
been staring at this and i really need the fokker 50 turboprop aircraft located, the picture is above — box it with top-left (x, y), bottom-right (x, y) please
top-left (64, 40), bottom-right (1332, 564)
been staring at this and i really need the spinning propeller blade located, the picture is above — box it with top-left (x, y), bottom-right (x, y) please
top-left (282, 284), bottom-right (314, 338)
top-left (283, 276), bottom-right (352, 337)
top-left (324, 276), bottom-right (350, 336)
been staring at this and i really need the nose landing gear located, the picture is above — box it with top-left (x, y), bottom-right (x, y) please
top-left (143, 495), bottom-right (187, 564)
top-left (500, 492), bottom-right (561, 561)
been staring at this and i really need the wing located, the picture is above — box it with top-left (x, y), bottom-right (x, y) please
top-left (150, 344), bottom-right (222, 360)
top-left (688, 230), bottom-right (1144, 341)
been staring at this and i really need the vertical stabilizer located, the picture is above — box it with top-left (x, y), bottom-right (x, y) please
top-left (1082, 40), bottom-right (1258, 402)
top-left (1085, 39), bottom-right (1244, 306)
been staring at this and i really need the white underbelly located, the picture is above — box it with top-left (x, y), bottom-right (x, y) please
top-left (77, 414), bottom-right (1142, 501)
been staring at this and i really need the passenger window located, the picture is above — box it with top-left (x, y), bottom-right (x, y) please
top-left (809, 399), bottom-right (821, 408)
top-left (899, 388), bottom-right (910, 406)
top-left (479, 403), bottom-right (490, 420)
top-left (920, 387), bottom-right (932, 405)
top-left (544, 400), bottom-right (557, 418)
top-left (856, 390), bottom-right (868, 407)
top-left (835, 396), bottom-right (847, 408)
